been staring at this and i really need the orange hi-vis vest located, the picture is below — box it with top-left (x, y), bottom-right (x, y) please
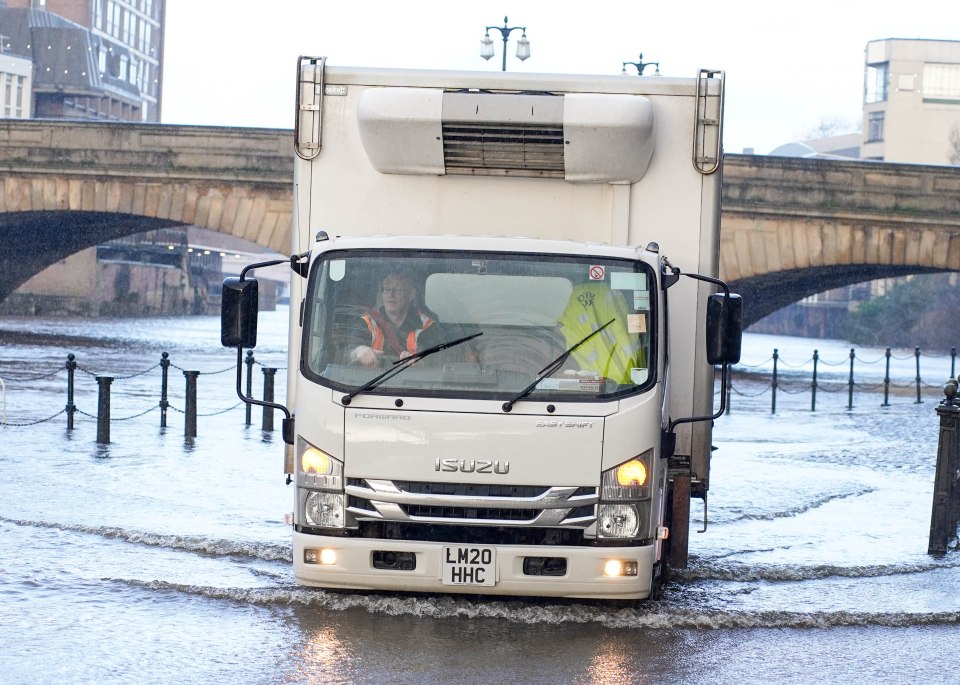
top-left (361, 309), bottom-right (435, 356)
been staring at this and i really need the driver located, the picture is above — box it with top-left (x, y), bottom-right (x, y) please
top-left (349, 271), bottom-right (436, 368)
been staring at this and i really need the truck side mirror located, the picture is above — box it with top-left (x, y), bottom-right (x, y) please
top-left (706, 293), bottom-right (743, 365)
top-left (221, 277), bottom-right (260, 348)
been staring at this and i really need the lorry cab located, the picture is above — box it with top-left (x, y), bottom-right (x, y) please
top-left (291, 233), bottom-right (670, 599)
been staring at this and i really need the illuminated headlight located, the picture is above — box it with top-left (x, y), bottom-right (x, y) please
top-left (298, 437), bottom-right (343, 490)
top-left (601, 451), bottom-right (653, 501)
top-left (304, 491), bottom-right (345, 528)
top-left (597, 503), bottom-right (639, 538)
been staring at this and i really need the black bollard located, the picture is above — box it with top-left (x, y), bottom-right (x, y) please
top-left (96, 376), bottom-right (113, 444)
top-left (811, 350), bottom-right (819, 412)
top-left (771, 348), bottom-right (778, 415)
top-left (183, 370), bottom-right (199, 439)
top-left (882, 348), bottom-right (891, 408)
top-left (929, 380), bottom-right (960, 554)
top-left (65, 353), bottom-right (77, 430)
top-left (159, 352), bottom-right (170, 428)
top-left (725, 375), bottom-right (731, 415)
top-left (952, 347), bottom-right (957, 380)
top-left (245, 350), bottom-right (255, 426)
top-left (262, 367), bottom-right (277, 431)
top-left (915, 347), bottom-right (923, 404)
top-left (847, 348), bottom-right (855, 410)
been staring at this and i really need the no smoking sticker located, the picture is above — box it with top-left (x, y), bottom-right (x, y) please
top-left (588, 265), bottom-right (605, 281)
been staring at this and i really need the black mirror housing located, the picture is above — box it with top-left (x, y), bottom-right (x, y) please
top-left (221, 277), bottom-right (259, 348)
top-left (706, 293), bottom-right (743, 365)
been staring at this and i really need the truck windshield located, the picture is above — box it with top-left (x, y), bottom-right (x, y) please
top-left (301, 250), bottom-right (656, 401)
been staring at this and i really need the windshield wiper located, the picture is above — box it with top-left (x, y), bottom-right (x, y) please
top-left (501, 318), bottom-right (615, 413)
top-left (340, 332), bottom-right (483, 405)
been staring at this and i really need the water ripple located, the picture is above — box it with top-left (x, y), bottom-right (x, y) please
top-left (722, 486), bottom-right (879, 522)
top-left (679, 557), bottom-right (960, 582)
top-left (104, 577), bottom-right (960, 629)
top-left (1, 516), bottom-right (291, 562)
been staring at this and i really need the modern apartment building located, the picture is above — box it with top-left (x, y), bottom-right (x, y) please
top-left (862, 38), bottom-right (960, 164)
top-left (0, 0), bottom-right (164, 121)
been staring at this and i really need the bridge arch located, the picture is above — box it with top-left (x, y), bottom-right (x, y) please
top-left (0, 121), bottom-right (292, 302)
top-left (721, 155), bottom-right (960, 326)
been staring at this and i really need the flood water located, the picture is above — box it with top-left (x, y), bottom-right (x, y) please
top-left (1, 309), bottom-right (958, 684)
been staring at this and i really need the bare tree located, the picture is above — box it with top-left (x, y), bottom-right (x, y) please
top-left (949, 124), bottom-right (960, 165)
top-left (804, 117), bottom-right (859, 140)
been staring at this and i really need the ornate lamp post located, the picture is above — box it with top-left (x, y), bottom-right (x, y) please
top-left (622, 53), bottom-right (660, 75)
top-left (480, 16), bottom-right (530, 71)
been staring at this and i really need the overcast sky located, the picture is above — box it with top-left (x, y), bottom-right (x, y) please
top-left (160, 1), bottom-right (960, 154)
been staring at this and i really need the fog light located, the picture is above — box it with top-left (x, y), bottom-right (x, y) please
top-left (603, 559), bottom-right (639, 577)
top-left (304, 548), bottom-right (337, 565)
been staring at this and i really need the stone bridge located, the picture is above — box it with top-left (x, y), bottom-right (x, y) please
top-left (1, 120), bottom-right (959, 325)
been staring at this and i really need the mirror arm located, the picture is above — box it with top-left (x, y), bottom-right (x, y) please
top-left (233, 348), bottom-right (295, 444)
top-left (240, 253), bottom-right (308, 281)
top-left (668, 363), bottom-right (729, 433)
top-left (680, 270), bottom-right (731, 301)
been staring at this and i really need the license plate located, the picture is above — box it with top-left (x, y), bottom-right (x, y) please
top-left (441, 545), bottom-right (496, 586)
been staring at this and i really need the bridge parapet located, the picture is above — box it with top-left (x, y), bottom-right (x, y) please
top-left (723, 154), bottom-right (960, 224)
top-left (0, 120), bottom-right (293, 182)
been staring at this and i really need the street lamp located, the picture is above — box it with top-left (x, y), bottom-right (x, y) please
top-left (622, 54), bottom-right (660, 76)
top-left (480, 16), bottom-right (530, 71)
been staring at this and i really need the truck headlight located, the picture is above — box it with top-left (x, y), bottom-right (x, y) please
top-left (304, 491), bottom-right (345, 528)
top-left (597, 504), bottom-right (639, 538)
top-left (600, 450), bottom-right (653, 501)
top-left (298, 437), bottom-right (342, 490)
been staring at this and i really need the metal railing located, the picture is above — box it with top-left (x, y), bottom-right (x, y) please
top-left (0, 351), bottom-right (284, 444)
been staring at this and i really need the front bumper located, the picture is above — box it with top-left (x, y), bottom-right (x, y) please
top-left (293, 531), bottom-right (657, 600)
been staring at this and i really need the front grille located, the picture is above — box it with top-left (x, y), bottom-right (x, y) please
top-left (404, 504), bottom-right (536, 521)
top-left (442, 122), bottom-right (565, 178)
top-left (357, 521), bottom-right (586, 546)
top-left (346, 478), bottom-right (597, 528)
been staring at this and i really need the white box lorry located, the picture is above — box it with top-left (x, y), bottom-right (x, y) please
top-left (221, 58), bottom-right (741, 600)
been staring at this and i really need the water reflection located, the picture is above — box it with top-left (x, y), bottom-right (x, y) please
top-left (581, 638), bottom-right (646, 685)
top-left (289, 619), bottom-right (354, 684)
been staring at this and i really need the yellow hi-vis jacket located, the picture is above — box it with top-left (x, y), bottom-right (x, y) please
top-left (557, 283), bottom-right (646, 384)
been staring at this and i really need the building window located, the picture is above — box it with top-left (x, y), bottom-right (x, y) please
top-left (923, 63), bottom-right (960, 102)
top-left (866, 111), bottom-right (884, 143)
top-left (3, 74), bottom-right (12, 116)
top-left (112, 3), bottom-right (121, 37)
top-left (94, 0), bottom-right (103, 29)
top-left (14, 75), bottom-right (24, 117)
top-left (865, 62), bottom-right (888, 104)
